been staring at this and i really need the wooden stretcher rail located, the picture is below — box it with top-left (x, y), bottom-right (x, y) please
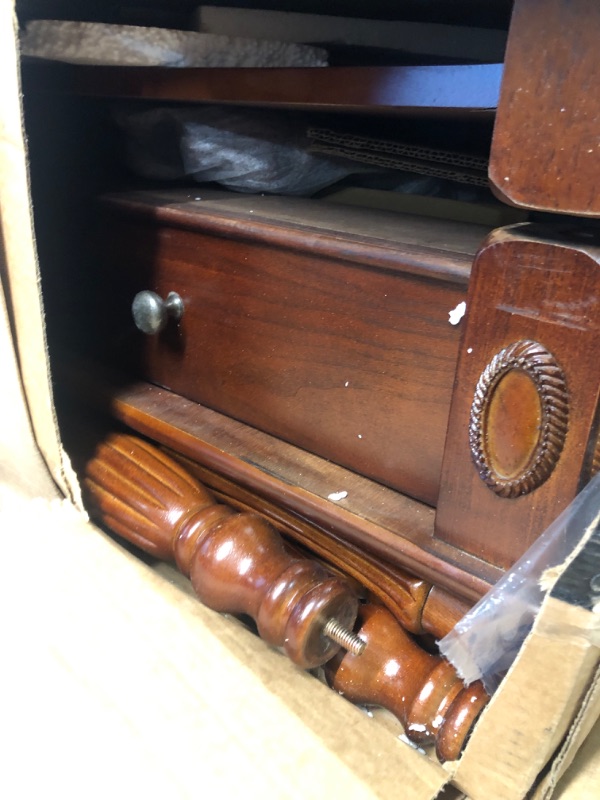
top-left (22, 59), bottom-right (502, 115)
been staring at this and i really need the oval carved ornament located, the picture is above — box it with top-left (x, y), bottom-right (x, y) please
top-left (469, 340), bottom-right (569, 498)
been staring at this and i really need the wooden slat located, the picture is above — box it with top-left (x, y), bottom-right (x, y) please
top-left (22, 59), bottom-right (502, 115)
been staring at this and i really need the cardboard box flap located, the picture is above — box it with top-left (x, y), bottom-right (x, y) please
top-left (451, 516), bottom-right (600, 800)
top-left (0, 488), bottom-right (451, 800)
top-left (0, 274), bottom-right (56, 499)
top-left (0, 3), bottom-right (81, 504)
top-left (552, 713), bottom-right (600, 799)
top-left (533, 663), bottom-right (600, 799)
top-left (529, 518), bottom-right (600, 798)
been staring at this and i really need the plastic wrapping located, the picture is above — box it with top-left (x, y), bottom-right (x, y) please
top-left (440, 473), bottom-right (600, 694)
top-left (115, 105), bottom-right (356, 196)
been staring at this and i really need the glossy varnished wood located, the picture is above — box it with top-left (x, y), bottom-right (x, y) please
top-left (60, 360), bottom-right (502, 601)
top-left (98, 189), bottom-right (491, 506)
top-left (82, 431), bottom-right (485, 754)
top-left (99, 189), bottom-right (483, 281)
top-left (490, 0), bottom-right (600, 216)
top-left (436, 225), bottom-right (600, 567)
top-left (22, 60), bottom-right (502, 115)
top-left (421, 586), bottom-right (470, 639)
top-left (325, 604), bottom-right (488, 763)
top-left (166, 451), bottom-right (470, 638)
top-left (84, 432), bottom-right (359, 669)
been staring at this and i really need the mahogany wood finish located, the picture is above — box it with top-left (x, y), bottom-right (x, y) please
top-left (436, 225), bottom-right (600, 567)
top-left (97, 189), bottom-right (491, 507)
top-left (22, 60), bottom-right (502, 116)
top-left (83, 430), bottom-right (485, 755)
top-left (84, 432), bottom-right (359, 669)
top-left (490, 0), bottom-right (600, 216)
top-left (468, 340), bottom-right (569, 498)
top-left (421, 587), bottom-right (471, 639)
top-left (61, 359), bottom-right (503, 602)
top-left (171, 454), bottom-right (472, 637)
top-left (325, 604), bottom-right (488, 763)
top-left (169, 451), bottom-right (434, 636)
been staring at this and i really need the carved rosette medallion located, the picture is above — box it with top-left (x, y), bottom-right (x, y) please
top-left (469, 340), bottom-right (569, 498)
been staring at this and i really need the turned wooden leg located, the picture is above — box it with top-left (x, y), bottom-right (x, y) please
top-left (324, 604), bottom-right (488, 763)
top-left (83, 432), bottom-right (488, 757)
top-left (84, 432), bottom-right (359, 669)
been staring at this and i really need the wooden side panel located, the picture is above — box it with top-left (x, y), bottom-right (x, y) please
top-left (435, 226), bottom-right (600, 568)
top-left (100, 214), bottom-right (469, 507)
top-left (490, 0), bottom-right (600, 216)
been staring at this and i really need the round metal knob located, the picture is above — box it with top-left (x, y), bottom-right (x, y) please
top-left (132, 291), bottom-right (184, 335)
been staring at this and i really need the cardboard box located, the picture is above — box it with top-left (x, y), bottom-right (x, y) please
top-left (1, 5), bottom-right (598, 797)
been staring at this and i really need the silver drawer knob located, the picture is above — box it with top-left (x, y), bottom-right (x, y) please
top-left (132, 291), bottom-right (184, 335)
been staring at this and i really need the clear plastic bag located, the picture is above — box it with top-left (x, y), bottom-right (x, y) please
top-left (115, 105), bottom-right (355, 196)
top-left (439, 473), bottom-right (600, 694)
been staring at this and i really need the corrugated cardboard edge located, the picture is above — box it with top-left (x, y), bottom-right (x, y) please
top-left (449, 594), bottom-right (599, 800)
top-left (533, 661), bottom-right (600, 799)
top-left (0, 267), bottom-right (56, 499)
top-left (552, 713), bottom-right (600, 799)
top-left (0, 1), bottom-right (82, 506)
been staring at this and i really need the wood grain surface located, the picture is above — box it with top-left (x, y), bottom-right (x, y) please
top-left (436, 224), bottom-right (600, 568)
top-left (97, 190), bottom-right (490, 507)
top-left (165, 452), bottom-right (471, 637)
top-left (60, 360), bottom-right (502, 602)
top-left (490, 0), bottom-right (600, 215)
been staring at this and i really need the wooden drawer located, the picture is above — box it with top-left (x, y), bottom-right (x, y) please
top-left (98, 190), bottom-right (490, 507)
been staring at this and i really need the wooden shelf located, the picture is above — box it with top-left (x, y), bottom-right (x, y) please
top-left (22, 59), bottom-right (502, 115)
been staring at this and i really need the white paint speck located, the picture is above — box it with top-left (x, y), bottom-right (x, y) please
top-left (467, 347), bottom-right (473, 354)
top-left (357, 434), bottom-right (363, 439)
top-left (560, 107), bottom-right (566, 112)
top-left (344, 381), bottom-right (349, 387)
top-left (327, 490), bottom-right (348, 502)
top-left (407, 723), bottom-right (427, 733)
top-left (504, 176), bottom-right (510, 182)
top-left (449, 301), bottom-right (466, 325)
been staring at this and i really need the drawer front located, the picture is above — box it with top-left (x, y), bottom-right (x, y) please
top-left (103, 217), bottom-right (465, 507)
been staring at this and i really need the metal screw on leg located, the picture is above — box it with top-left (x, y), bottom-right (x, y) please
top-left (323, 618), bottom-right (366, 656)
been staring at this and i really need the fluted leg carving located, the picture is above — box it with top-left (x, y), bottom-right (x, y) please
top-left (84, 433), bottom-right (358, 669)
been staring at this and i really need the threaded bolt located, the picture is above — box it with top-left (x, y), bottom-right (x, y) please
top-left (323, 618), bottom-right (366, 656)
